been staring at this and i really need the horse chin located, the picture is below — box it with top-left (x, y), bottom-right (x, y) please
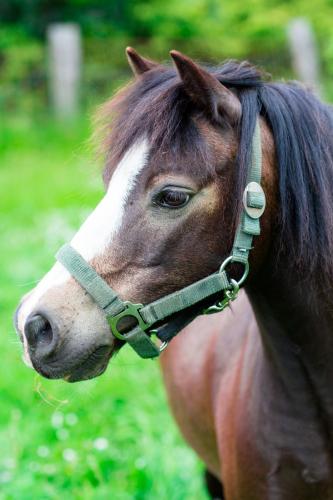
top-left (31, 345), bottom-right (113, 383)
top-left (64, 355), bottom-right (111, 383)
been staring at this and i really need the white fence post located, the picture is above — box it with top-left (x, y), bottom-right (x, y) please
top-left (287, 18), bottom-right (321, 93)
top-left (47, 23), bottom-right (82, 118)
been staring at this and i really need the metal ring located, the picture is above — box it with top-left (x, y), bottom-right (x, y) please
top-left (219, 256), bottom-right (250, 287)
top-left (159, 341), bottom-right (168, 352)
top-left (149, 331), bottom-right (168, 353)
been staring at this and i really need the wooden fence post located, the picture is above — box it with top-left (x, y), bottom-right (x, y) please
top-left (47, 23), bottom-right (82, 118)
top-left (287, 18), bottom-right (321, 94)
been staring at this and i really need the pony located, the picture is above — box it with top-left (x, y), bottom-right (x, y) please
top-left (15, 48), bottom-right (333, 499)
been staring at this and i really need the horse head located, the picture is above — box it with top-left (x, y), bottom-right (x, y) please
top-left (15, 49), bottom-right (275, 381)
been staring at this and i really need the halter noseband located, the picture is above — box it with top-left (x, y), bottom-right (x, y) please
top-left (56, 119), bottom-right (265, 359)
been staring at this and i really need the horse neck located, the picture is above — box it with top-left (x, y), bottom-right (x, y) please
top-left (246, 259), bottom-right (333, 436)
top-left (244, 109), bottom-right (333, 411)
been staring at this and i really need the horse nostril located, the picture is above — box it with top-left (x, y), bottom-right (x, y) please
top-left (24, 313), bottom-right (55, 351)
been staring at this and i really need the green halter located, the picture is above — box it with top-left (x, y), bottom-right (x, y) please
top-left (56, 119), bottom-right (265, 359)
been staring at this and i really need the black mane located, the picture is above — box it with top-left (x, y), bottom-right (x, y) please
top-left (100, 60), bottom-right (333, 282)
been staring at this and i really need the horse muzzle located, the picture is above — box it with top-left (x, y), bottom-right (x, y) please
top-left (14, 282), bottom-right (116, 382)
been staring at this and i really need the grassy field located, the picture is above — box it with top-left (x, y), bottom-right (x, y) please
top-left (0, 114), bottom-right (208, 500)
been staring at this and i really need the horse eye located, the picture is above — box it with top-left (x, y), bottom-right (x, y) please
top-left (155, 189), bottom-right (191, 209)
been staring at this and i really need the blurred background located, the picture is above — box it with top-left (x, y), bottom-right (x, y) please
top-left (0, 1), bottom-right (332, 499)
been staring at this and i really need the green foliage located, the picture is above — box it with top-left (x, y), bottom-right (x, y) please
top-left (0, 2), bottom-right (333, 495)
top-left (0, 114), bottom-right (208, 499)
top-left (1, 0), bottom-right (333, 113)
top-left (0, 26), bottom-right (46, 113)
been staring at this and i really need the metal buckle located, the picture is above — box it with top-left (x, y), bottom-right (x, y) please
top-left (108, 302), bottom-right (149, 340)
top-left (243, 182), bottom-right (266, 219)
top-left (108, 304), bottom-right (169, 353)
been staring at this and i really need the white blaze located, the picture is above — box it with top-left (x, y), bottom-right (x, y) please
top-left (18, 139), bottom-right (149, 332)
top-left (71, 139), bottom-right (149, 259)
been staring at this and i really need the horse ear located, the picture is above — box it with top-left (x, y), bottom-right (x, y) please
top-left (170, 50), bottom-right (241, 125)
top-left (126, 47), bottom-right (159, 76)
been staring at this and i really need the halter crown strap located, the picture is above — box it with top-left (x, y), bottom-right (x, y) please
top-left (56, 117), bottom-right (265, 359)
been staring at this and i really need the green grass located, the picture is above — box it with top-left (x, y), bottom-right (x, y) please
top-left (0, 114), bottom-right (208, 500)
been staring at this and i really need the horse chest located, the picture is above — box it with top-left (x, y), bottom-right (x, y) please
top-left (225, 416), bottom-right (333, 500)
top-left (217, 341), bottom-right (333, 500)
top-left (161, 301), bottom-right (333, 500)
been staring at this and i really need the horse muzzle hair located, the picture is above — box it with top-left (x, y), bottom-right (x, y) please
top-left (15, 276), bottom-right (115, 382)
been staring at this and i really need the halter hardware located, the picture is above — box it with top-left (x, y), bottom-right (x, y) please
top-left (243, 181), bottom-right (266, 219)
top-left (107, 303), bottom-right (169, 351)
top-left (202, 278), bottom-right (239, 315)
top-left (56, 118), bottom-right (265, 359)
top-left (108, 302), bottom-right (148, 340)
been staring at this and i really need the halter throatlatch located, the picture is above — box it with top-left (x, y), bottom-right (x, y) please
top-left (56, 119), bottom-right (265, 359)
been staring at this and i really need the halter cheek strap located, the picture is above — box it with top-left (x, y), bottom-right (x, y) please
top-left (56, 119), bottom-right (265, 359)
top-left (232, 120), bottom-right (265, 264)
